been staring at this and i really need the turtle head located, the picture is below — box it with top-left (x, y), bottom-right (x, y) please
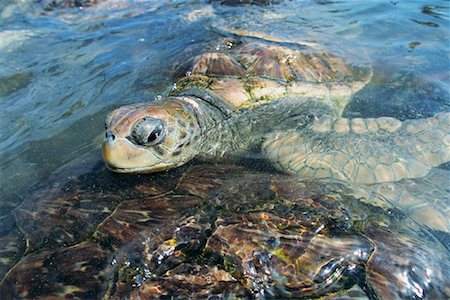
top-left (102, 98), bottom-right (201, 173)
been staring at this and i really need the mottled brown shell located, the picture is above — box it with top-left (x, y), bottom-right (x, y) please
top-left (1, 151), bottom-right (448, 299)
top-left (174, 41), bottom-right (371, 115)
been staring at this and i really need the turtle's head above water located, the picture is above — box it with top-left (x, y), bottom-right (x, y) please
top-left (102, 98), bottom-right (201, 173)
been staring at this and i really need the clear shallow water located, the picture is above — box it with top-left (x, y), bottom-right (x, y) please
top-left (1, 0), bottom-right (449, 209)
top-left (0, 0), bottom-right (449, 298)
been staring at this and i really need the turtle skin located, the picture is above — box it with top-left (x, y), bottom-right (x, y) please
top-left (1, 150), bottom-right (449, 299)
top-left (103, 37), bottom-right (450, 187)
top-left (102, 37), bottom-right (450, 234)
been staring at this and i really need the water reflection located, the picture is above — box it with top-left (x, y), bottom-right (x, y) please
top-left (0, 0), bottom-right (449, 298)
top-left (0, 150), bottom-right (448, 298)
top-left (421, 5), bottom-right (449, 20)
top-left (410, 18), bottom-right (439, 28)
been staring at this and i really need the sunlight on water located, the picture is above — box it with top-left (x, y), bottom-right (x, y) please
top-left (0, 0), bottom-right (449, 298)
top-left (0, 0), bottom-right (449, 205)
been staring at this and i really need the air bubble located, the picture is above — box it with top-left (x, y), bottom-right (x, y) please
top-left (144, 268), bottom-right (152, 278)
top-left (133, 274), bottom-right (144, 287)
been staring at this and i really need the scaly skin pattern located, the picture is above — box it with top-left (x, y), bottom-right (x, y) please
top-left (103, 98), bottom-right (204, 172)
top-left (103, 40), bottom-right (370, 173)
top-left (103, 39), bottom-right (450, 187)
top-left (263, 112), bottom-right (450, 184)
top-left (368, 168), bottom-right (450, 232)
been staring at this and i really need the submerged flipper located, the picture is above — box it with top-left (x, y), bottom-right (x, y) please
top-left (263, 112), bottom-right (450, 184)
top-left (371, 168), bottom-right (450, 233)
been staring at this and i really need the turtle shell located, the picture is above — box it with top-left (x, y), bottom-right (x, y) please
top-left (172, 39), bottom-right (372, 115)
top-left (0, 150), bottom-right (448, 299)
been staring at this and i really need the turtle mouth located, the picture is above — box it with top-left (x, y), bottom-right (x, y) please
top-left (104, 162), bottom-right (171, 174)
top-left (102, 137), bottom-right (172, 174)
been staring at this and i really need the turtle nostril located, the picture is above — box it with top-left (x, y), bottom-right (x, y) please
top-left (105, 131), bottom-right (116, 142)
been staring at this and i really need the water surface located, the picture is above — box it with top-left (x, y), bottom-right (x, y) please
top-left (1, 0), bottom-right (449, 207)
top-left (0, 0), bottom-right (449, 297)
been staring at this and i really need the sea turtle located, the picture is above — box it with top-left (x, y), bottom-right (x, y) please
top-left (0, 150), bottom-right (449, 299)
top-left (102, 35), bottom-right (450, 232)
top-left (102, 37), bottom-right (450, 186)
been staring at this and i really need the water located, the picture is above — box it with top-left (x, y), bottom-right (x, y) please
top-left (0, 0), bottom-right (449, 298)
top-left (1, 0), bottom-right (449, 211)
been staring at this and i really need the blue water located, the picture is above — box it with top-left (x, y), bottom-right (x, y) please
top-left (0, 0), bottom-right (449, 298)
top-left (1, 0), bottom-right (449, 207)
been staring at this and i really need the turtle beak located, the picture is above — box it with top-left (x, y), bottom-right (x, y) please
top-left (102, 131), bottom-right (121, 170)
top-left (102, 133), bottom-right (124, 171)
top-left (102, 134), bottom-right (144, 171)
top-left (102, 132), bottom-right (171, 173)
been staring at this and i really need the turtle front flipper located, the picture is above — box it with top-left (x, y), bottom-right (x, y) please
top-left (370, 168), bottom-right (450, 233)
top-left (262, 112), bottom-right (450, 184)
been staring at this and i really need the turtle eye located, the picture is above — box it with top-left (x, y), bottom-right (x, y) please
top-left (146, 124), bottom-right (163, 143)
top-left (131, 117), bottom-right (165, 146)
